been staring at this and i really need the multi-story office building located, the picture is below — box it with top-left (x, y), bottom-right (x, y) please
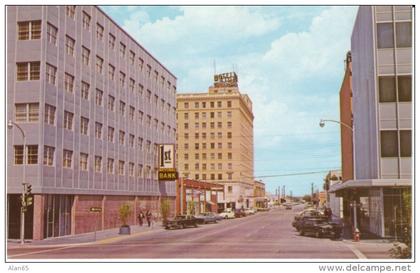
top-left (332, 6), bottom-right (412, 238)
top-left (7, 6), bottom-right (177, 240)
top-left (176, 72), bottom-right (254, 211)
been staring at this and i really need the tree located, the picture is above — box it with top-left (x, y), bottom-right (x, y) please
top-left (187, 201), bottom-right (195, 215)
top-left (119, 203), bottom-right (131, 227)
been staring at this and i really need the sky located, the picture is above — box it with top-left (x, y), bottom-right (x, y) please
top-left (101, 5), bottom-right (359, 196)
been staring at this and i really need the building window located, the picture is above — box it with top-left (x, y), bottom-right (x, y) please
top-left (81, 81), bottom-right (89, 100)
top-left (377, 23), bottom-right (394, 49)
top-left (210, 174), bottom-right (215, 180)
top-left (108, 95), bottom-right (115, 111)
top-left (106, 64), bottom-right (115, 81)
top-left (202, 122), bottom-right (207, 129)
top-left (380, 131), bottom-right (398, 157)
top-left (138, 137), bottom-right (143, 150)
top-left (129, 106), bottom-right (135, 120)
top-left (47, 23), bottom-right (58, 45)
top-left (227, 111), bottom-right (232, 118)
top-left (396, 22), bottom-right (412, 48)
top-left (227, 132), bottom-right (232, 139)
top-left (44, 104), bottom-right (55, 125)
top-left (15, 103), bottom-right (39, 122)
top-left (96, 23), bottom-right (104, 40)
top-left (107, 158), bottom-right (114, 174)
top-left (43, 146), bottom-right (55, 166)
top-left (202, 112), bottom-right (207, 119)
top-left (63, 150), bottom-right (73, 168)
top-left (120, 42), bottom-right (126, 58)
top-left (118, 160), bottom-right (125, 175)
top-left (18, 20), bottom-right (41, 40)
top-left (217, 132), bottom-right (222, 139)
top-left (46, 63), bottom-right (57, 84)
top-left (202, 153), bottom-right (207, 160)
top-left (228, 153), bottom-right (232, 159)
top-left (217, 112), bottom-right (222, 118)
top-left (26, 145), bottom-right (38, 164)
top-left (14, 146), bottom-right (24, 165)
top-left (129, 162), bottom-right (135, 176)
top-left (218, 173), bottom-right (223, 180)
top-left (108, 127), bottom-right (114, 142)
top-left (80, 117), bottom-right (89, 135)
top-left (80, 153), bottom-right (88, 171)
top-left (119, 130), bottom-right (125, 145)
top-left (146, 65), bottom-right (151, 77)
top-left (66, 6), bottom-right (76, 19)
top-left (210, 101), bottom-right (214, 108)
top-left (129, 134), bottom-right (135, 148)
top-left (227, 101), bottom-right (232, 107)
top-left (64, 73), bottom-right (74, 93)
top-left (65, 35), bottom-right (75, 56)
top-left (95, 156), bottom-right (102, 172)
top-left (109, 33), bottom-right (115, 49)
top-left (194, 102), bottom-right (199, 108)
top-left (400, 130), bottom-right (411, 157)
top-left (95, 122), bottom-right (102, 139)
top-left (228, 142), bottom-right (232, 149)
top-left (378, 76), bottom-right (396, 102)
top-left (217, 101), bottom-right (222, 107)
top-left (228, 163), bottom-right (232, 169)
top-left (96, 56), bottom-right (104, 74)
top-left (82, 12), bottom-right (91, 29)
top-left (129, 50), bottom-right (135, 65)
top-left (129, 78), bottom-right (135, 93)
top-left (119, 71), bottom-right (126, 88)
top-left (218, 143), bottom-right (222, 149)
top-left (218, 153), bottom-right (222, 160)
top-left (64, 111), bottom-right (73, 130)
top-left (96, 89), bottom-right (103, 106)
top-left (139, 58), bottom-right (144, 71)
top-left (17, 62), bottom-right (40, 81)
top-left (398, 76), bottom-right (412, 102)
top-left (82, 46), bottom-right (90, 65)
top-left (184, 143), bottom-right (189, 150)
top-left (119, 101), bottom-right (126, 116)
top-left (202, 174), bottom-right (207, 180)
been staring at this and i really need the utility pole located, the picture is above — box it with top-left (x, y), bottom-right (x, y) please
top-left (283, 185), bottom-right (286, 199)
top-left (311, 183), bottom-right (314, 204)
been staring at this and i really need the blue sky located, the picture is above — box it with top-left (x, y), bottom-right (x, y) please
top-left (101, 5), bottom-right (359, 196)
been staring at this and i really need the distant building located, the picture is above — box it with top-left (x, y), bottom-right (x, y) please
top-left (253, 180), bottom-right (267, 208)
top-left (7, 6), bottom-right (177, 240)
top-left (324, 170), bottom-right (343, 218)
top-left (331, 6), bottom-right (412, 238)
top-left (176, 72), bottom-right (254, 211)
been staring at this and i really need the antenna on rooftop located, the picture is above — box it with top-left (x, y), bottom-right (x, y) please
top-left (213, 59), bottom-right (217, 75)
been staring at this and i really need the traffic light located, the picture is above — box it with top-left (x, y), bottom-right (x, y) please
top-left (26, 196), bottom-right (33, 207)
top-left (25, 184), bottom-right (32, 195)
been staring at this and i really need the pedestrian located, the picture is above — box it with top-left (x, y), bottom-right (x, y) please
top-left (146, 210), bottom-right (152, 227)
top-left (137, 210), bottom-right (144, 226)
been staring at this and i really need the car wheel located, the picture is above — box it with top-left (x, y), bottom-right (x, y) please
top-left (315, 231), bottom-right (321, 238)
top-left (181, 224), bottom-right (185, 229)
top-left (299, 230), bottom-right (305, 236)
top-left (225, 215), bottom-right (228, 219)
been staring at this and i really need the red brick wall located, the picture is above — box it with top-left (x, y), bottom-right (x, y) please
top-left (103, 195), bottom-right (136, 229)
top-left (74, 195), bottom-right (103, 234)
top-left (340, 55), bottom-right (354, 182)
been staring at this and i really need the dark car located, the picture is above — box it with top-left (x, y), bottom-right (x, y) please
top-left (234, 209), bottom-right (246, 218)
top-left (292, 209), bottom-right (324, 230)
top-left (299, 218), bottom-right (342, 239)
top-left (195, 212), bottom-right (221, 224)
top-left (164, 215), bottom-right (199, 229)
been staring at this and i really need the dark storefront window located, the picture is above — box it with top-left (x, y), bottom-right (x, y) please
top-left (380, 131), bottom-right (398, 157)
top-left (44, 195), bottom-right (73, 238)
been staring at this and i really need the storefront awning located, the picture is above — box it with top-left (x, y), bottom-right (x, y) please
top-left (329, 179), bottom-right (412, 193)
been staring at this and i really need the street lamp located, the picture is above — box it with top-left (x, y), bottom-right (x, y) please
top-left (319, 118), bottom-right (359, 233)
top-left (8, 120), bottom-right (27, 245)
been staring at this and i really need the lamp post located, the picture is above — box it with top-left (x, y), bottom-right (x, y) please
top-left (8, 120), bottom-right (27, 245)
top-left (319, 118), bottom-right (358, 233)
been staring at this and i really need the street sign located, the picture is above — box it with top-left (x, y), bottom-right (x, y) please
top-left (89, 207), bottom-right (102, 212)
top-left (159, 144), bottom-right (175, 168)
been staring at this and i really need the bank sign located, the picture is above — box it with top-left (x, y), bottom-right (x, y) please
top-left (158, 144), bottom-right (178, 181)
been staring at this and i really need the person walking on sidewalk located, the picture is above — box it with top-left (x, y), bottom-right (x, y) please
top-left (137, 210), bottom-right (144, 226)
top-left (146, 210), bottom-right (152, 227)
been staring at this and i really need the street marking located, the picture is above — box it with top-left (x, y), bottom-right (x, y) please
top-left (344, 242), bottom-right (367, 259)
top-left (8, 245), bottom-right (76, 258)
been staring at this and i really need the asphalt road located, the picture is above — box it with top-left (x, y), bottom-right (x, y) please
top-left (7, 206), bottom-right (366, 259)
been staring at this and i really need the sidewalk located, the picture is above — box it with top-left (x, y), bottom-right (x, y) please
top-left (8, 222), bottom-right (164, 249)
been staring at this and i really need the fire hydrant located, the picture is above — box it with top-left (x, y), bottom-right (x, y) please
top-left (353, 228), bottom-right (360, 242)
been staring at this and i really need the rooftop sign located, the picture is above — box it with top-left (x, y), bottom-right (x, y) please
top-left (214, 72), bottom-right (238, 87)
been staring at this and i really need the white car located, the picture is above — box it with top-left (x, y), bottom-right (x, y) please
top-left (244, 208), bottom-right (256, 215)
top-left (219, 210), bottom-right (235, 219)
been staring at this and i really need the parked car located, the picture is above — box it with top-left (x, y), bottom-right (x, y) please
top-left (195, 212), bottom-right (220, 224)
top-left (299, 218), bottom-right (342, 239)
top-left (234, 208), bottom-right (247, 218)
top-left (244, 208), bottom-right (256, 216)
top-left (285, 204), bottom-right (293, 210)
top-left (292, 209), bottom-right (325, 231)
top-left (164, 215), bottom-right (199, 229)
top-left (257, 207), bottom-right (270, 212)
top-left (219, 209), bottom-right (235, 219)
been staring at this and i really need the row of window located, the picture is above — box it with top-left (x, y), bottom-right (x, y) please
top-left (377, 22), bottom-right (412, 49)
top-left (378, 75), bottom-right (412, 103)
top-left (181, 141), bottom-right (233, 149)
top-left (182, 111), bottom-right (233, 120)
top-left (181, 132), bottom-right (234, 141)
top-left (182, 150), bottom-right (234, 160)
top-left (18, 11), bottom-right (176, 93)
top-left (181, 152), bottom-right (233, 160)
top-left (17, 61), bottom-right (175, 117)
top-left (183, 122), bottom-right (234, 130)
top-left (15, 103), bottom-right (169, 148)
top-left (15, 144), bottom-right (155, 178)
top-left (183, 173), bottom-right (234, 181)
top-left (183, 163), bottom-right (233, 171)
top-left (182, 100), bottom-right (232, 109)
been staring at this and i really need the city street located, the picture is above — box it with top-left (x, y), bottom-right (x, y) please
top-left (8, 206), bottom-right (392, 260)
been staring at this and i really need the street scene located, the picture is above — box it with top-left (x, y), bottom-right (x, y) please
top-left (5, 4), bottom-right (413, 268)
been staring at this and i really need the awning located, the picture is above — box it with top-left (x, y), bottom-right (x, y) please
top-left (329, 179), bottom-right (412, 193)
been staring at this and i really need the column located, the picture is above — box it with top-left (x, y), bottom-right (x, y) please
top-left (32, 194), bottom-right (44, 240)
top-left (71, 195), bottom-right (78, 235)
